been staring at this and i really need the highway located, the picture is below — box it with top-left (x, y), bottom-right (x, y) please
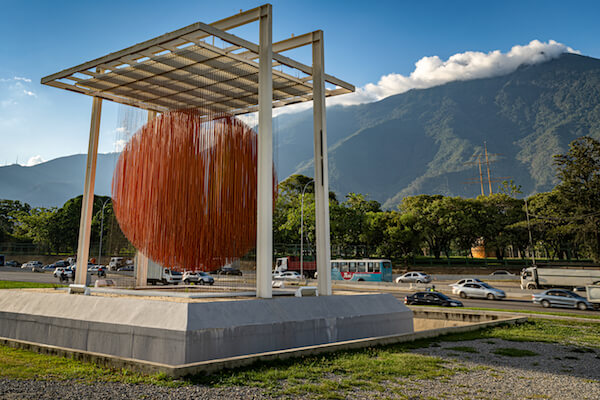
top-left (2, 267), bottom-right (598, 317)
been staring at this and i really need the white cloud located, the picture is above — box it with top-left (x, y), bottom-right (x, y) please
top-left (24, 155), bottom-right (45, 166)
top-left (23, 90), bottom-right (36, 97)
top-left (115, 126), bottom-right (127, 133)
top-left (114, 139), bottom-right (128, 152)
top-left (328, 39), bottom-right (579, 107)
top-left (14, 77), bottom-right (31, 83)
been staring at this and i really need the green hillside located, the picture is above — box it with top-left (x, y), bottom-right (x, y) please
top-left (275, 53), bottom-right (600, 209)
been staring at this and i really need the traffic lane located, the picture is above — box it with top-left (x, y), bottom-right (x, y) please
top-left (387, 290), bottom-right (599, 316)
top-left (0, 268), bottom-right (126, 285)
top-left (0, 267), bottom-right (58, 284)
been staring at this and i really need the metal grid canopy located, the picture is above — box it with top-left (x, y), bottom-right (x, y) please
top-left (40, 7), bottom-right (354, 115)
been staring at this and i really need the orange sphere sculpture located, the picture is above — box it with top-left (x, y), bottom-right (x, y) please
top-left (112, 111), bottom-right (275, 271)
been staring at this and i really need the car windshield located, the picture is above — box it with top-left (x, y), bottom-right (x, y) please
top-left (480, 283), bottom-right (494, 289)
top-left (436, 293), bottom-right (450, 300)
top-left (171, 271), bottom-right (183, 276)
top-left (198, 272), bottom-right (208, 276)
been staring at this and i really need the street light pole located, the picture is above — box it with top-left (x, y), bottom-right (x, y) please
top-left (98, 198), bottom-right (111, 264)
top-left (300, 179), bottom-right (314, 278)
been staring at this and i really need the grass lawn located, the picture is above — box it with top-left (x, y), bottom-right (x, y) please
top-left (1, 318), bottom-right (599, 399)
top-left (461, 306), bottom-right (600, 320)
top-left (0, 280), bottom-right (64, 290)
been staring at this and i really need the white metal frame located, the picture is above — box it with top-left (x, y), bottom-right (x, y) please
top-left (44, 4), bottom-right (353, 297)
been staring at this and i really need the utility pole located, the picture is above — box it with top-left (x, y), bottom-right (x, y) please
top-left (484, 141), bottom-right (493, 195)
top-left (464, 143), bottom-right (508, 196)
top-left (477, 156), bottom-right (485, 196)
top-left (524, 198), bottom-right (536, 265)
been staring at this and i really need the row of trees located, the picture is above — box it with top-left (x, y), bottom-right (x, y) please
top-left (0, 195), bottom-right (132, 256)
top-left (275, 137), bottom-right (600, 263)
top-left (1, 137), bottom-right (598, 263)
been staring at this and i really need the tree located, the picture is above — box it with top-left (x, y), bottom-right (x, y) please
top-left (477, 194), bottom-right (525, 259)
top-left (400, 195), bottom-right (456, 259)
top-left (554, 137), bottom-right (600, 261)
top-left (498, 180), bottom-right (522, 197)
top-left (0, 200), bottom-right (31, 241)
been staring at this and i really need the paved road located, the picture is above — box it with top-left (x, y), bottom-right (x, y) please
top-left (2, 267), bottom-right (598, 316)
top-left (337, 284), bottom-right (599, 317)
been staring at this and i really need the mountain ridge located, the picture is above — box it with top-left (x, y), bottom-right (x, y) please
top-left (2, 53), bottom-right (599, 209)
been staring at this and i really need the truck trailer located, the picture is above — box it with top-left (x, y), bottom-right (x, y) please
top-left (275, 256), bottom-right (316, 278)
top-left (521, 266), bottom-right (600, 290)
top-left (146, 258), bottom-right (183, 285)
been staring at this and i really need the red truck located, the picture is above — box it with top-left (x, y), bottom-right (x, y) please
top-left (275, 256), bottom-right (316, 278)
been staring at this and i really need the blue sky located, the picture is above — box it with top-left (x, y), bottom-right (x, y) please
top-left (2, 0), bottom-right (600, 166)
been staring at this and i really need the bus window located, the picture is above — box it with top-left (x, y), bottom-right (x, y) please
top-left (340, 262), bottom-right (349, 272)
top-left (358, 262), bottom-right (366, 272)
top-left (332, 262), bottom-right (339, 270)
top-left (367, 262), bottom-right (374, 272)
top-left (373, 262), bottom-right (380, 273)
top-left (349, 262), bottom-right (356, 272)
top-left (383, 261), bottom-right (391, 270)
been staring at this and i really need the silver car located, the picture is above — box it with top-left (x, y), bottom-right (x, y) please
top-left (395, 272), bottom-right (432, 284)
top-left (182, 271), bottom-right (214, 285)
top-left (532, 289), bottom-right (594, 311)
top-left (455, 282), bottom-right (506, 300)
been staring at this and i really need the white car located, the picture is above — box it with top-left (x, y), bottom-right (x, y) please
top-left (454, 282), bottom-right (506, 300)
top-left (273, 271), bottom-right (302, 280)
top-left (395, 272), bottom-right (432, 284)
top-left (54, 267), bottom-right (74, 280)
top-left (449, 278), bottom-right (483, 291)
top-left (22, 261), bottom-right (43, 269)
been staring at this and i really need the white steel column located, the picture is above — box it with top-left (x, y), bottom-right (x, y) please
top-left (312, 30), bottom-right (332, 295)
top-left (256, 4), bottom-right (273, 298)
top-left (74, 96), bottom-right (103, 285)
top-left (135, 110), bottom-right (158, 287)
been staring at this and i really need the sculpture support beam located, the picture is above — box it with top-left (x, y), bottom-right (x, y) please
top-left (256, 4), bottom-right (273, 298)
top-left (312, 31), bottom-right (332, 295)
top-left (75, 96), bottom-right (102, 285)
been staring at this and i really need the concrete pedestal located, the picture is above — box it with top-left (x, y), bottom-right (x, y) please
top-left (0, 291), bottom-right (413, 365)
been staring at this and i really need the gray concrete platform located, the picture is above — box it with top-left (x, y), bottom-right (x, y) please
top-left (0, 290), bottom-right (413, 365)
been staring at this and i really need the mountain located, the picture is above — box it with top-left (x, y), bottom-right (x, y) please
top-left (0, 153), bottom-right (119, 208)
top-left (2, 53), bottom-right (600, 209)
top-left (275, 53), bottom-right (600, 208)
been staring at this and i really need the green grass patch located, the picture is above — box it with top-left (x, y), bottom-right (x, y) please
top-left (191, 348), bottom-right (451, 398)
top-left (446, 346), bottom-right (478, 353)
top-left (0, 345), bottom-right (178, 386)
top-left (0, 280), bottom-right (64, 290)
top-left (1, 319), bottom-right (599, 399)
top-left (461, 306), bottom-right (600, 320)
top-left (493, 348), bottom-right (539, 357)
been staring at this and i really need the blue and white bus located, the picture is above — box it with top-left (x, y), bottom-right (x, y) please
top-left (331, 259), bottom-right (393, 282)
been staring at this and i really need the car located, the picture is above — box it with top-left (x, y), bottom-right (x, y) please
top-left (5, 260), bottom-right (20, 268)
top-left (489, 270), bottom-right (515, 276)
top-left (395, 271), bottom-right (432, 284)
top-left (117, 266), bottom-right (134, 271)
top-left (45, 260), bottom-right (70, 271)
top-left (210, 266), bottom-right (243, 276)
top-left (182, 271), bottom-right (214, 285)
top-left (532, 289), bottom-right (595, 310)
top-left (404, 291), bottom-right (463, 307)
top-left (22, 261), bottom-right (43, 269)
top-left (273, 271), bottom-right (302, 280)
top-left (54, 267), bottom-right (75, 281)
top-left (42, 265), bottom-right (56, 271)
top-left (88, 265), bottom-right (107, 277)
top-left (454, 282), bottom-right (506, 300)
top-left (449, 278), bottom-right (483, 287)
